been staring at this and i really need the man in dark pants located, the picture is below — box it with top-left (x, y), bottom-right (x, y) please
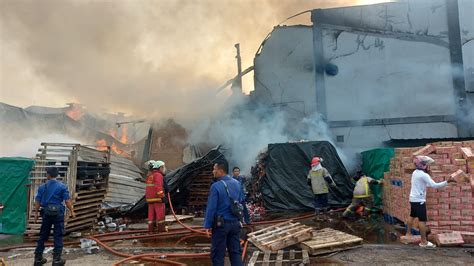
top-left (204, 160), bottom-right (243, 266)
top-left (231, 166), bottom-right (250, 224)
top-left (34, 167), bottom-right (75, 266)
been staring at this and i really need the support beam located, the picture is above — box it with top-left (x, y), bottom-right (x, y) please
top-left (328, 115), bottom-right (456, 128)
top-left (311, 9), bottom-right (328, 120)
top-left (446, 0), bottom-right (469, 137)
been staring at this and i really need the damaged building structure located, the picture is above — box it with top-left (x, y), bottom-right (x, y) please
top-left (250, 0), bottom-right (474, 160)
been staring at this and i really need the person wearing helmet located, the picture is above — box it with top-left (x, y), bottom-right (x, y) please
top-left (404, 155), bottom-right (456, 248)
top-left (307, 156), bottom-right (336, 214)
top-left (145, 160), bottom-right (169, 232)
top-left (342, 171), bottom-right (382, 218)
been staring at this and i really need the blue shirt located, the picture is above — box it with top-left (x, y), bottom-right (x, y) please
top-left (35, 179), bottom-right (71, 213)
top-left (204, 175), bottom-right (244, 229)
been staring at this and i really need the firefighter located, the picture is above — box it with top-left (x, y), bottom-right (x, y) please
top-left (343, 171), bottom-right (382, 218)
top-left (307, 156), bottom-right (336, 214)
top-left (145, 160), bottom-right (169, 232)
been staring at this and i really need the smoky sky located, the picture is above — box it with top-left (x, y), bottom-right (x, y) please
top-left (0, 0), bottom-right (371, 120)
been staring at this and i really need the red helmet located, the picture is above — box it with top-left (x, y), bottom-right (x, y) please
top-left (311, 157), bottom-right (322, 167)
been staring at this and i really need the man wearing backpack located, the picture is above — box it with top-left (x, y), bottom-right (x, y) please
top-left (34, 167), bottom-right (75, 266)
top-left (204, 160), bottom-right (244, 266)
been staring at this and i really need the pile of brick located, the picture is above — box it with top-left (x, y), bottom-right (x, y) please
top-left (383, 141), bottom-right (474, 232)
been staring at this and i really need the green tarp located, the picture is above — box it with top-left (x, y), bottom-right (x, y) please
top-left (361, 148), bottom-right (395, 208)
top-left (0, 157), bottom-right (34, 235)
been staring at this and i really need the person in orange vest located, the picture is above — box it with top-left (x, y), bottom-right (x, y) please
top-left (145, 160), bottom-right (169, 232)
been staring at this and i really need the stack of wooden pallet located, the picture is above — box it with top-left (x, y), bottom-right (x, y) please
top-left (248, 221), bottom-right (316, 252)
top-left (248, 250), bottom-right (309, 266)
top-left (187, 168), bottom-right (214, 214)
top-left (300, 228), bottom-right (363, 255)
top-left (26, 143), bottom-right (110, 237)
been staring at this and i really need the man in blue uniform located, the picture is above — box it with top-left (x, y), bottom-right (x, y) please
top-left (232, 166), bottom-right (250, 224)
top-left (34, 167), bottom-right (75, 266)
top-left (204, 160), bottom-right (243, 266)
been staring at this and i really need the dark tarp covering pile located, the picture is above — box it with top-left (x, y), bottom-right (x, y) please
top-left (0, 157), bottom-right (34, 234)
top-left (361, 148), bottom-right (395, 208)
top-left (126, 147), bottom-right (225, 217)
top-left (262, 141), bottom-right (353, 211)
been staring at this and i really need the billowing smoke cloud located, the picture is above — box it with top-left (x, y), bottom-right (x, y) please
top-left (1, 0), bottom-right (364, 120)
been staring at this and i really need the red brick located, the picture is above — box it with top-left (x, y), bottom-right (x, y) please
top-left (461, 197), bottom-right (472, 204)
top-left (426, 221), bottom-right (439, 227)
top-left (439, 197), bottom-right (449, 204)
top-left (454, 159), bottom-right (467, 165)
top-left (442, 165), bottom-right (458, 172)
top-left (460, 232), bottom-right (474, 244)
top-left (450, 204), bottom-right (462, 210)
top-left (452, 153), bottom-right (464, 160)
top-left (434, 158), bottom-right (452, 165)
top-left (461, 220), bottom-right (474, 226)
top-left (436, 146), bottom-right (458, 154)
top-left (461, 192), bottom-right (473, 197)
top-left (413, 145), bottom-right (436, 156)
top-left (450, 191), bottom-right (461, 197)
top-left (450, 169), bottom-right (469, 182)
top-left (461, 209), bottom-right (474, 216)
top-left (427, 210), bottom-right (439, 216)
top-left (450, 226), bottom-right (471, 231)
top-left (450, 216), bottom-right (464, 221)
top-left (439, 221), bottom-right (460, 226)
top-left (461, 185), bottom-right (472, 191)
top-left (460, 147), bottom-right (474, 160)
top-left (437, 192), bottom-right (450, 198)
top-left (426, 198), bottom-right (439, 205)
top-left (434, 231), bottom-right (464, 246)
top-left (437, 204), bottom-right (450, 210)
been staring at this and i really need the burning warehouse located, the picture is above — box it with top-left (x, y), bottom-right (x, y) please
top-left (1, 0), bottom-right (474, 265)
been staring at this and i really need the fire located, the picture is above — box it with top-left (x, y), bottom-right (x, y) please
top-left (111, 143), bottom-right (131, 158)
top-left (120, 124), bottom-right (128, 144)
top-left (65, 104), bottom-right (84, 121)
top-left (96, 139), bottom-right (108, 151)
top-left (95, 138), bottom-right (131, 158)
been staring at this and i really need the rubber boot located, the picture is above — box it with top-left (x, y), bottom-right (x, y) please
top-left (33, 253), bottom-right (47, 266)
top-left (147, 221), bottom-right (154, 233)
top-left (52, 253), bottom-right (65, 266)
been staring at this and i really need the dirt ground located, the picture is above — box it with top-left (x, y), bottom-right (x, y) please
top-left (2, 244), bottom-right (473, 265)
top-left (1, 215), bottom-right (473, 265)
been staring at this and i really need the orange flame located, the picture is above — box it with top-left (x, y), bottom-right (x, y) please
top-left (65, 105), bottom-right (84, 121)
top-left (111, 143), bottom-right (131, 158)
top-left (120, 124), bottom-right (128, 144)
top-left (96, 139), bottom-right (108, 151)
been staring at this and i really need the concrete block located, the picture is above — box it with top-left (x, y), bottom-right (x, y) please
top-left (434, 232), bottom-right (464, 246)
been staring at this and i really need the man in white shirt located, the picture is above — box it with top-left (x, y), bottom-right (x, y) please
top-left (405, 156), bottom-right (456, 248)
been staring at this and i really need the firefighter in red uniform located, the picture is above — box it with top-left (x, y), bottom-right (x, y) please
top-left (145, 160), bottom-right (169, 232)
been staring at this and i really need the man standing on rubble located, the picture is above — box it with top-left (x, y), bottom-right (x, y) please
top-left (232, 166), bottom-right (250, 224)
top-left (145, 160), bottom-right (169, 232)
top-left (343, 171), bottom-right (382, 218)
top-left (404, 156), bottom-right (456, 248)
top-left (34, 167), bottom-right (75, 266)
top-left (204, 160), bottom-right (243, 266)
top-left (307, 156), bottom-right (336, 214)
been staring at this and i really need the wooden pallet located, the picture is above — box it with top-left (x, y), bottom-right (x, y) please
top-left (25, 143), bottom-right (110, 237)
top-left (248, 220), bottom-right (316, 251)
top-left (248, 250), bottom-right (310, 266)
top-left (299, 228), bottom-right (363, 255)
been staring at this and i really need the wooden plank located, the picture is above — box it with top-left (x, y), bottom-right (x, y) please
top-left (248, 251), bottom-right (259, 266)
top-left (253, 223), bottom-right (301, 240)
top-left (262, 251), bottom-right (271, 266)
top-left (276, 250), bottom-right (284, 266)
top-left (248, 220), bottom-right (293, 237)
top-left (302, 250), bottom-right (309, 264)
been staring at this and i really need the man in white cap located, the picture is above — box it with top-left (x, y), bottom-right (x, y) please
top-left (404, 155), bottom-right (456, 248)
top-left (145, 160), bottom-right (169, 232)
